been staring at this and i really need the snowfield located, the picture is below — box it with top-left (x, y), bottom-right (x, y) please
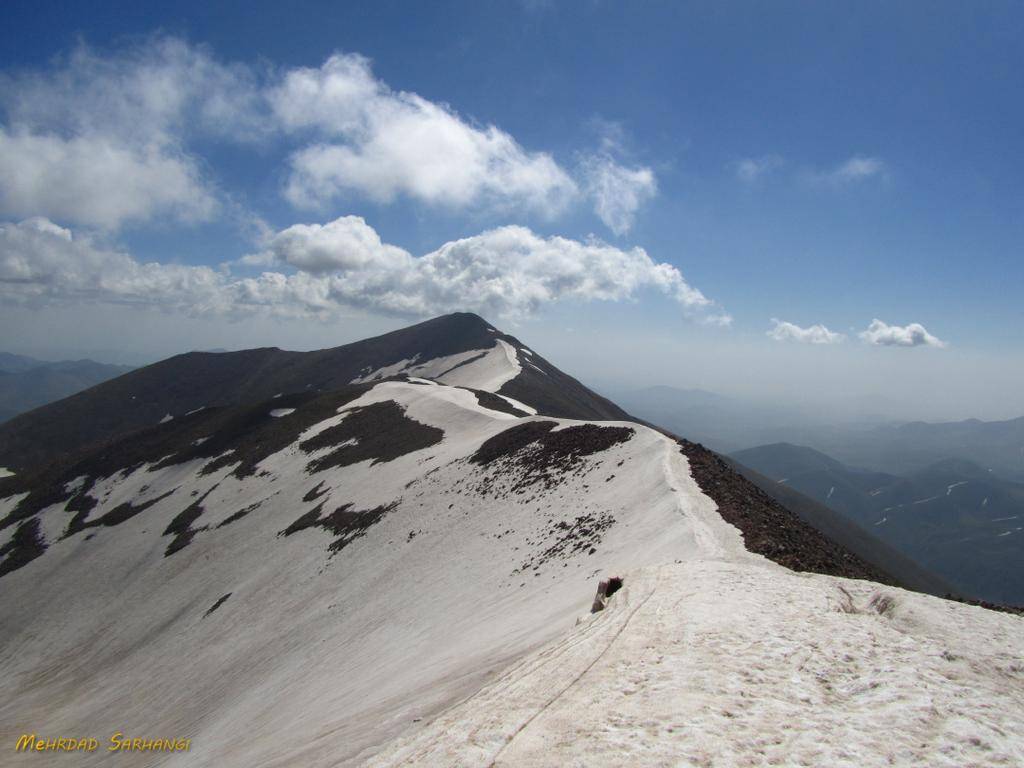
top-left (0, 351), bottom-right (1021, 767)
top-left (371, 562), bottom-right (1024, 767)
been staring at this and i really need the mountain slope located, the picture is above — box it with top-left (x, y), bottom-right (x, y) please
top-left (725, 458), bottom-right (958, 598)
top-left (0, 317), bottom-right (1020, 767)
top-left (0, 313), bottom-right (627, 473)
top-left (733, 443), bottom-right (1024, 604)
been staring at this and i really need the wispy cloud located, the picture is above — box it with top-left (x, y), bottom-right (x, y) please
top-left (579, 154), bottom-right (657, 235)
top-left (734, 155), bottom-right (783, 183)
top-left (808, 155), bottom-right (888, 187)
top-left (859, 319), bottom-right (946, 348)
top-left (767, 318), bottom-right (845, 344)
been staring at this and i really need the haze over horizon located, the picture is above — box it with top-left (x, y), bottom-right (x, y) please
top-left (2, 2), bottom-right (1022, 422)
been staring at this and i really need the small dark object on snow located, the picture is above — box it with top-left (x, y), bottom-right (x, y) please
top-left (591, 576), bottom-right (623, 613)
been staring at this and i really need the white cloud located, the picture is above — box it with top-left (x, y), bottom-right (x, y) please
top-left (270, 54), bottom-right (578, 214)
top-left (734, 155), bottom-right (783, 183)
top-left (580, 154), bottom-right (657, 235)
top-left (859, 319), bottom-right (946, 348)
top-left (249, 218), bottom-right (721, 320)
top-left (2, 39), bottom-right (652, 233)
top-left (0, 217), bottom-right (229, 311)
top-left (0, 38), bottom-right (260, 229)
top-left (767, 318), bottom-right (845, 345)
top-left (809, 156), bottom-right (887, 186)
top-left (1, 216), bottom-right (725, 324)
top-left (250, 216), bottom-right (410, 274)
top-left (0, 129), bottom-right (217, 229)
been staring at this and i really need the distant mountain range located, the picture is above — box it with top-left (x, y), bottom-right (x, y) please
top-left (732, 442), bottom-right (1024, 604)
top-left (619, 384), bottom-right (1024, 482)
top-left (0, 353), bottom-right (133, 424)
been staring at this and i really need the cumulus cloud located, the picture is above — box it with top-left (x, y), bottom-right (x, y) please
top-left (0, 217), bottom-right (229, 311)
top-left (2, 39), bottom-right (652, 233)
top-left (270, 54), bottom-right (578, 214)
top-left (734, 155), bottom-right (783, 183)
top-left (247, 218), bottom-right (722, 320)
top-left (580, 154), bottom-right (657, 235)
top-left (0, 129), bottom-right (217, 229)
top-left (0, 38), bottom-right (262, 229)
top-left (250, 216), bottom-right (409, 274)
top-left (859, 319), bottom-right (946, 348)
top-left (1, 216), bottom-right (725, 323)
top-left (767, 318), bottom-right (845, 345)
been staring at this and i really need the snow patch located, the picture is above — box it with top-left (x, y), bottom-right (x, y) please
top-left (494, 393), bottom-right (537, 416)
top-left (269, 408), bottom-right (296, 418)
top-left (351, 356), bottom-right (422, 384)
top-left (159, 413), bottom-right (174, 424)
top-left (0, 467), bottom-right (13, 479)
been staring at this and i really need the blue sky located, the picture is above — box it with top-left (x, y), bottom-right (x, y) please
top-left (1, 2), bottom-right (1021, 419)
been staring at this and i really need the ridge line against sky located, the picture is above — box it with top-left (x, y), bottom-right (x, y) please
top-left (0, 2), bottom-right (1021, 420)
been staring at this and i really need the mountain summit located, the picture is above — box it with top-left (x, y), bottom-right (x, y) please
top-left (1, 315), bottom-right (1021, 767)
top-left (0, 313), bottom-right (625, 473)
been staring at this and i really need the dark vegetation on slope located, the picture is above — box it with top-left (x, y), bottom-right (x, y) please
top-left (280, 500), bottom-right (398, 554)
top-left (470, 421), bottom-right (634, 492)
top-left (0, 518), bottom-right (46, 577)
top-left (517, 512), bottom-right (617, 573)
top-left (0, 384), bottom-right (440, 575)
top-left (0, 386), bottom-right (374, 533)
top-left (0, 313), bottom-right (625, 473)
top-left (163, 486), bottom-right (219, 556)
top-left (465, 388), bottom-right (532, 417)
top-left (300, 401), bottom-right (443, 473)
top-left (66, 488), bottom-right (178, 539)
top-left (203, 593), bottom-right (232, 618)
top-left (676, 438), bottom-right (897, 584)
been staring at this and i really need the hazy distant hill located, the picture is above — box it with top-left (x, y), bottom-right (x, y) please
top-left (733, 443), bottom-right (1024, 604)
top-left (0, 355), bottom-right (133, 424)
top-left (620, 385), bottom-right (1024, 483)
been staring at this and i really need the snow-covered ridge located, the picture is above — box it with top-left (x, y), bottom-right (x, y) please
top-left (0, 378), bottom-right (726, 766)
top-left (350, 339), bottom-right (523, 391)
top-left (0, 377), bottom-right (1020, 767)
